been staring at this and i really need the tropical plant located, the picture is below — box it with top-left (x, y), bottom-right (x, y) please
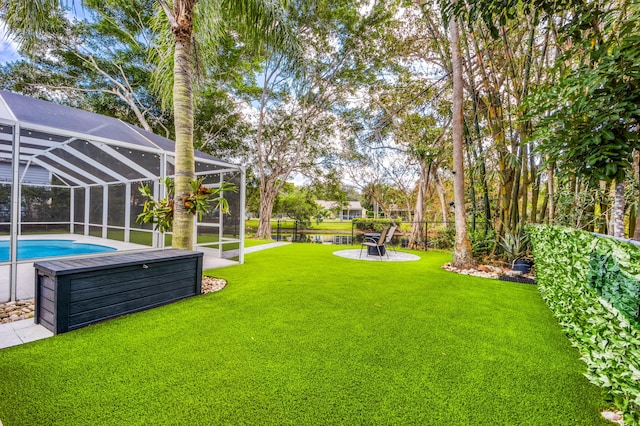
top-left (529, 1), bottom-right (640, 238)
top-left (1, 0), bottom-right (302, 250)
top-left (1, 0), bottom-right (171, 136)
top-left (136, 177), bottom-right (235, 233)
top-left (497, 227), bottom-right (531, 263)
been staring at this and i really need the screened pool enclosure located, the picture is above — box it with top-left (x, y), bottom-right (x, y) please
top-left (0, 90), bottom-right (245, 302)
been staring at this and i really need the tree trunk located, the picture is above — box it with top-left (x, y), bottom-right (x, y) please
top-left (538, 190), bottom-right (548, 223)
top-left (434, 171), bottom-right (448, 226)
top-left (449, 12), bottom-right (475, 269)
top-left (508, 144), bottom-right (522, 232)
top-left (465, 136), bottom-right (477, 233)
top-left (462, 30), bottom-right (491, 236)
top-left (547, 161), bottom-right (555, 224)
top-left (256, 178), bottom-right (279, 240)
top-left (530, 167), bottom-right (540, 224)
top-left (256, 204), bottom-right (274, 241)
top-left (171, 19), bottom-right (196, 250)
top-left (611, 180), bottom-right (625, 238)
top-left (256, 203), bottom-right (274, 240)
top-left (519, 143), bottom-right (529, 226)
top-left (598, 180), bottom-right (609, 235)
top-left (409, 162), bottom-right (430, 249)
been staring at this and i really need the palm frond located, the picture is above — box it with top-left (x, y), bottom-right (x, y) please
top-left (1, 0), bottom-right (66, 53)
top-left (149, 0), bottom-right (174, 111)
top-left (218, 0), bottom-right (304, 73)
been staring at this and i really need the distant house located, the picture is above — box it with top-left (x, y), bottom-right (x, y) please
top-left (316, 200), bottom-right (366, 220)
top-left (387, 204), bottom-right (411, 221)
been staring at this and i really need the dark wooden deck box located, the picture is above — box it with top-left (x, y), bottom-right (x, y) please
top-left (34, 249), bottom-right (203, 334)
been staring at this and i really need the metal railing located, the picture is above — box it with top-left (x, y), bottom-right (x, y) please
top-left (264, 219), bottom-right (468, 249)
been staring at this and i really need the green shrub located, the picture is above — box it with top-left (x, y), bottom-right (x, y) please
top-left (352, 218), bottom-right (398, 232)
top-left (470, 228), bottom-right (496, 258)
top-left (429, 225), bottom-right (455, 249)
top-left (529, 225), bottom-right (640, 425)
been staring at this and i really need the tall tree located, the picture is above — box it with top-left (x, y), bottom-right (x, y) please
top-left (1, 0), bottom-right (171, 136)
top-left (529, 0), bottom-right (640, 238)
top-left (150, 0), bottom-right (301, 249)
top-left (250, 0), bottom-right (399, 239)
top-left (3, 0), bottom-right (301, 249)
top-left (447, 3), bottom-right (475, 267)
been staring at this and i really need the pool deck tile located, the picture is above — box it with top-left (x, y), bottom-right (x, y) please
top-left (0, 320), bottom-right (53, 349)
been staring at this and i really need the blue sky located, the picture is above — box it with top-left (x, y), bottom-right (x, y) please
top-left (0, 27), bottom-right (20, 64)
top-left (0, 1), bottom-right (87, 65)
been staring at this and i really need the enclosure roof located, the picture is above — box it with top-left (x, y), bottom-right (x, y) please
top-left (0, 90), bottom-right (238, 187)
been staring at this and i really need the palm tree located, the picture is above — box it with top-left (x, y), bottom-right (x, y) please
top-left (148, 0), bottom-right (302, 249)
top-left (4, 0), bottom-right (301, 249)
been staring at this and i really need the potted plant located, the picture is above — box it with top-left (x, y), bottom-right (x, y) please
top-left (498, 227), bottom-right (533, 274)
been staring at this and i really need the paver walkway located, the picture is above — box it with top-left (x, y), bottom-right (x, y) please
top-left (0, 318), bottom-right (54, 349)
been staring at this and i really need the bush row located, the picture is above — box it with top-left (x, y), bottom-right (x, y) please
top-left (529, 225), bottom-right (640, 425)
top-left (352, 218), bottom-right (399, 232)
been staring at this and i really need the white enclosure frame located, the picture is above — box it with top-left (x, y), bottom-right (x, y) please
top-left (0, 91), bottom-right (245, 302)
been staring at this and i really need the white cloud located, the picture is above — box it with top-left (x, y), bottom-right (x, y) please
top-left (0, 25), bottom-right (20, 64)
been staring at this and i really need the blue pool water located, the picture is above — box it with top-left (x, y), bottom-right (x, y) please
top-left (0, 239), bottom-right (117, 261)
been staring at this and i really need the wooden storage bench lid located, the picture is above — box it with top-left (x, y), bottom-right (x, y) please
top-left (34, 249), bottom-right (203, 276)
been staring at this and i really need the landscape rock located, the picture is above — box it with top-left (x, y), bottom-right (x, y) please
top-left (442, 262), bottom-right (535, 282)
top-left (0, 299), bottom-right (35, 324)
top-left (477, 265), bottom-right (491, 273)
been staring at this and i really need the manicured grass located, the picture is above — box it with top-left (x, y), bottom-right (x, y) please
top-left (245, 218), bottom-right (354, 231)
top-left (0, 245), bottom-right (609, 425)
top-left (244, 238), bottom-right (276, 247)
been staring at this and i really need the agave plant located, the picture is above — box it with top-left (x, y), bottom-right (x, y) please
top-left (498, 227), bottom-right (532, 264)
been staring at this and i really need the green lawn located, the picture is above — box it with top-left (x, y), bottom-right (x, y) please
top-left (0, 244), bottom-right (609, 425)
top-left (245, 218), bottom-right (354, 231)
top-left (244, 237), bottom-right (275, 247)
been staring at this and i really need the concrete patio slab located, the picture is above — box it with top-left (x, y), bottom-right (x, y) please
top-left (333, 249), bottom-right (421, 262)
top-left (0, 320), bottom-right (53, 349)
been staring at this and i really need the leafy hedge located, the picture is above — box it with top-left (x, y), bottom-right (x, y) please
top-left (589, 237), bottom-right (640, 327)
top-left (352, 218), bottom-right (399, 232)
top-left (529, 225), bottom-right (640, 424)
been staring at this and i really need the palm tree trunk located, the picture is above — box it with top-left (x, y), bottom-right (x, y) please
top-left (449, 11), bottom-right (475, 268)
top-left (171, 23), bottom-right (196, 250)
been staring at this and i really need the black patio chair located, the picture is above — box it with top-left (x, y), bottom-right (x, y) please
top-left (359, 226), bottom-right (391, 260)
top-left (384, 225), bottom-right (398, 253)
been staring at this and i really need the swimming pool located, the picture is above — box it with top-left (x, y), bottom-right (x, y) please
top-left (0, 239), bottom-right (117, 261)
